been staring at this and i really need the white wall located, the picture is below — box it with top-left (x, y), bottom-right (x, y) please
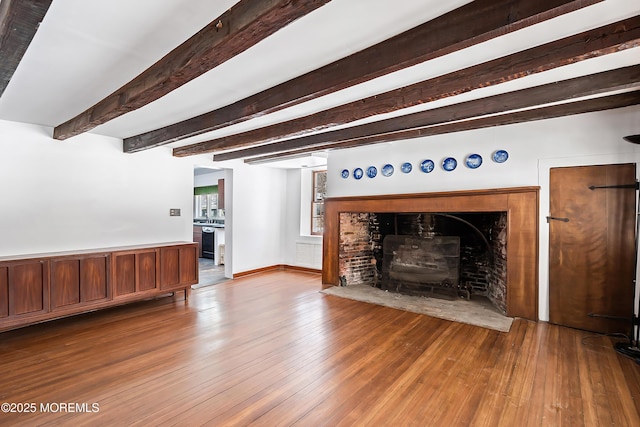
top-left (0, 121), bottom-right (296, 278)
top-left (327, 105), bottom-right (640, 321)
top-left (281, 169), bottom-right (323, 270)
top-left (224, 160), bottom-right (288, 274)
top-left (0, 120), bottom-right (193, 257)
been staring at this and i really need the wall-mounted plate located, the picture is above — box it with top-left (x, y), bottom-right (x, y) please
top-left (353, 168), bottom-right (363, 180)
top-left (366, 166), bottom-right (377, 178)
top-left (401, 162), bottom-right (412, 173)
top-left (442, 157), bottom-right (457, 171)
top-left (493, 150), bottom-right (509, 163)
top-left (420, 159), bottom-right (435, 173)
top-left (341, 169), bottom-right (349, 179)
top-left (465, 154), bottom-right (482, 169)
top-left (382, 164), bottom-right (394, 177)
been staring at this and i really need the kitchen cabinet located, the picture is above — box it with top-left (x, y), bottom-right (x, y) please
top-left (0, 242), bottom-right (198, 332)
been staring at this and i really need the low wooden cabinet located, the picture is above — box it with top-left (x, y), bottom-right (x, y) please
top-left (1, 258), bottom-right (49, 318)
top-left (0, 242), bottom-right (198, 332)
top-left (112, 248), bottom-right (160, 298)
top-left (50, 254), bottom-right (110, 310)
top-left (161, 245), bottom-right (198, 290)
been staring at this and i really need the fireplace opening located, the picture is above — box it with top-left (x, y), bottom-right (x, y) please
top-left (338, 211), bottom-right (508, 315)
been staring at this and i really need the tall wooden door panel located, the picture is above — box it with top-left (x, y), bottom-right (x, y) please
top-left (549, 164), bottom-right (635, 334)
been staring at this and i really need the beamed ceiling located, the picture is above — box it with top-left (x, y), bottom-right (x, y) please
top-left (0, 0), bottom-right (639, 166)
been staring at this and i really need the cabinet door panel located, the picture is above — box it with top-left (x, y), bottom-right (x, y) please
top-left (138, 251), bottom-right (158, 292)
top-left (0, 266), bottom-right (8, 318)
top-left (160, 247), bottom-right (180, 290)
top-left (11, 261), bottom-right (47, 315)
top-left (114, 254), bottom-right (136, 296)
top-left (51, 260), bottom-right (80, 308)
top-left (180, 246), bottom-right (198, 284)
top-left (81, 256), bottom-right (108, 302)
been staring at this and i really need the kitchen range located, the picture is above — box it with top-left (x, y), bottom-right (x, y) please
top-left (193, 180), bottom-right (226, 264)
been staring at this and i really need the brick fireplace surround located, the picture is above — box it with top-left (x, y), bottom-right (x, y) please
top-left (322, 187), bottom-right (539, 321)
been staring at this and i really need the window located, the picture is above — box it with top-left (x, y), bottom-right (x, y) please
top-left (311, 170), bottom-right (326, 235)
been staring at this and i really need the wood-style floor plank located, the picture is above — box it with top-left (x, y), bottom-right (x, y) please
top-left (0, 270), bottom-right (639, 426)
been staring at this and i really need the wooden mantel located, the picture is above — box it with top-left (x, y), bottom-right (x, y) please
top-left (322, 187), bottom-right (539, 320)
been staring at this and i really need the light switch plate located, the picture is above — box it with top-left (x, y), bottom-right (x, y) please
top-left (169, 208), bottom-right (181, 216)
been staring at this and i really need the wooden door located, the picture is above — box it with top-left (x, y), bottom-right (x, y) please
top-left (549, 164), bottom-right (636, 334)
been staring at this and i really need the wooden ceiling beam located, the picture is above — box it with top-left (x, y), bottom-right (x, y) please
top-left (125, 0), bottom-right (601, 152)
top-left (176, 16), bottom-right (640, 157)
top-left (242, 91), bottom-right (640, 164)
top-left (52, 0), bottom-right (332, 140)
top-left (208, 65), bottom-right (640, 161)
top-left (0, 0), bottom-right (52, 97)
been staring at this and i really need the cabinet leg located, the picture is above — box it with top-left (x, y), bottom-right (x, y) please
top-left (185, 288), bottom-right (191, 300)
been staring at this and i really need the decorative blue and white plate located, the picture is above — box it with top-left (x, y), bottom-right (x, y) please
top-left (442, 157), bottom-right (457, 171)
top-left (366, 166), bottom-right (377, 178)
top-left (382, 164), bottom-right (394, 177)
top-left (420, 159), bottom-right (435, 173)
top-left (465, 154), bottom-right (483, 169)
top-left (341, 169), bottom-right (349, 179)
top-left (401, 162), bottom-right (412, 174)
top-left (493, 150), bottom-right (509, 163)
top-left (353, 168), bottom-right (363, 180)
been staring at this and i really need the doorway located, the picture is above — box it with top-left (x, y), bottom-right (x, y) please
top-left (548, 163), bottom-right (636, 334)
top-left (193, 167), bottom-right (230, 288)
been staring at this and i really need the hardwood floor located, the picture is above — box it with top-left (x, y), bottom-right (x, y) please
top-left (0, 270), bottom-right (639, 426)
top-left (192, 257), bottom-right (227, 289)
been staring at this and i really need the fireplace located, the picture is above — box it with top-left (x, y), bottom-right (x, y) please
top-left (323, 187), bottom-right (539, 320)
top-left (338, 211), bottom-right (508, 314)
top-left (382, 234), bottom-right (462, 298)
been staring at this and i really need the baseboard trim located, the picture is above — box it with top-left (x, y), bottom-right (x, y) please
top-left (282, 265), bottom-right (322, 274)
top-left (234, 264), bottom-right (321, 278)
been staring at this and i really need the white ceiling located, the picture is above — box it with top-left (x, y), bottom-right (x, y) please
top-left (1, 0), bottom-right (639, 166)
